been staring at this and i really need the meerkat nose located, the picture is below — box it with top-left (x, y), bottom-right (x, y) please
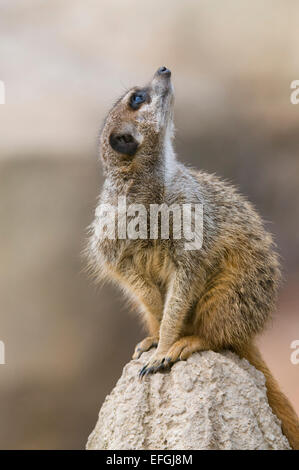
top-left (157, 66), bottom-right (171, 77)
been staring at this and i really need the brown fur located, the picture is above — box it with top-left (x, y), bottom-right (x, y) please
top-left (86, 68), bottom-right (299, 448)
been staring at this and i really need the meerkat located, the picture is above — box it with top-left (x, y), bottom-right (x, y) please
top-left (86, 66), bottom-right (299, 449)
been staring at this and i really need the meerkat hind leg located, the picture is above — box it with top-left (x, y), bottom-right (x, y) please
top-left (132, 335), bottom-right (159, 359)
top-left (165, 336), bottom-right (208, 363)
top-left (139, 336), bottom-right (207, 377)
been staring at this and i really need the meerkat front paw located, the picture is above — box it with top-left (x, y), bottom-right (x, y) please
top-left (139, 350), bottom-right (169, 377)
top-left (139, 336), bottom-right (206, 377)
top-left (132, 335), bottom-right (159, 360)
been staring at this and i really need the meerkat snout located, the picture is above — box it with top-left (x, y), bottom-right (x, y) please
top-left (151, 66), bottom-right (172, 97)
top-left (156, 66), bottom-right (171, 77)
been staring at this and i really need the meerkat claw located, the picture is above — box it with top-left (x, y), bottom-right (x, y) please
top-left (165, 357), bottom-right (173, 364)
top-left (139, 356), bottom-right (168, 378)
top-left (139, 365), bottom-right (148, 378)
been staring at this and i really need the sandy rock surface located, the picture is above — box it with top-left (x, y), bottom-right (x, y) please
top-left (86, 350), bottom-right (290, 450)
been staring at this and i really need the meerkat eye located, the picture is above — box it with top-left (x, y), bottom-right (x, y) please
top-left (133, 94), bottom-right (144, 104)
top-left (129, 91), bottom-right (147, 110)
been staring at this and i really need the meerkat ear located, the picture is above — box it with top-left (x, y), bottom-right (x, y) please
top-left (109, 133), bottom-right (139, 156)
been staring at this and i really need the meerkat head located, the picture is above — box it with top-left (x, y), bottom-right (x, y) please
top-left (100, 66), bottom-right (174, 171)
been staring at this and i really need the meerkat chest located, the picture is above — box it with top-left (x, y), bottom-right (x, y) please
top-left (131, 243), bottom-right (174, 287)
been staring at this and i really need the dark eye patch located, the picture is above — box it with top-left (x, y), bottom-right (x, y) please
top-left (129, 90), bottom-right (148, 110)
top-left (109, 133), bottom-right (138, 156)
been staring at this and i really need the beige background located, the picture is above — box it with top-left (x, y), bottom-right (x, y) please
top-left (0, 0), bottom-right (298, 449)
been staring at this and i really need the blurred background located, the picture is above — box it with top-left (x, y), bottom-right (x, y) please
top-left (0, 0), bottom-right (298, 449)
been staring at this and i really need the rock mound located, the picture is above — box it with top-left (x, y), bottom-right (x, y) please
top-left (86, 350), bottom-right (290, 450)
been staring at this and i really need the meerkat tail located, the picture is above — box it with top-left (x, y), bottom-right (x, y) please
top-left (234, 342), bottom-right (299, 450)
